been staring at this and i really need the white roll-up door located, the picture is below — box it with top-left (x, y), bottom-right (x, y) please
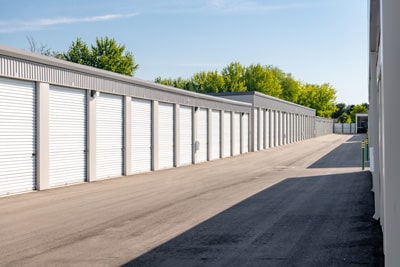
top-left (242, 114), bottom-right (249, 153)
top-left (158, 102), bottom-right (174, 169)
top-left (283, 113), bottom-right (287, 145)
top-left (49, 86), bottom-right (86, 187)
top-left (275, 111), bottom-right (280, 146)
top-left (0, 78), bottom-right (36, 195)
top-left (179, 105), bottom-right (192, 166)
top-left (196, 108), bottom-right (208, 163)
top-left (270, 110), bottom-right (275, 147)
top-left (280, 112), bottom-right (283, 145)
top-left (265, 110), bottom-right (270, 148)
top-left (260, 109), bottom-right (264, 150)
top-left (223, 112), bottom-right (231, 158)
top-left (96, 93), bottom-right (123, 179)
top-left (294, 114), bottom-right (297, 141)
top-left (211, 110), bottom-right (220, 160)
top-left (131, 98), bottom-right (152, 173)
top-left (289, 113), bottom-right (292, 142)
top-left (253, 108), bottom-right (258, 151)
top-left (233, 113), bottom-right (241, 155)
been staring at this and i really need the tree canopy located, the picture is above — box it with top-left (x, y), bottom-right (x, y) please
top-left (155, 62), bottom-right (341, 118)
top-left (333, 103), bottom-right (368, 123)
top-left (61, 37), bottom-right (139, 76)
top-left (296, 83), bottom-right (337, 118)
top-left (26, 36), bottom-right (366, 119)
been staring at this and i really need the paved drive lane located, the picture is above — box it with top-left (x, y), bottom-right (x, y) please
top-left (0, 134), bottom-right (383, 266)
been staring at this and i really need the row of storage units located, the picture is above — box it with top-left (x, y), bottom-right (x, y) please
top-left (252, 108), bottom-right (316, 151)
top-left (0, 44), bottom-right (252, 197)
top-left (0, 46), bottom-right (331, 196)
top-left (212, 92), bottom-right (318, 152)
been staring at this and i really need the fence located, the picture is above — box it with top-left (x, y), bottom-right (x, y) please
top-left (333, 123), bottom-right (357, 134)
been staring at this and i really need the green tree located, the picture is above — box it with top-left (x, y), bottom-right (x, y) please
top-left (297, 83), bottom-right (337, 118)
top-left (244, 64), bottom-right (282, 97)
top-left (350, 104), bottom-right (368, 122)
top-left (154, 77), bottom-right (190, 90)
top-left (338, 113), bottom-right (352, 123)
top-left (62, 38), bottom-right (91, 65)
top-left (62, 37), bottom-right (139, 76)
top-left (332, 103), bottom-right (347, 119)
top-left (191, 71), bottom-right (225, 93)
top-left (269, 67), bottom-right (300, 102)
top-left (221, 62), bottom-right (247, 92)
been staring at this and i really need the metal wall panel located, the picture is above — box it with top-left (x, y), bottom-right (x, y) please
top-left (179, 105), bottom-right (192, 166)
top-left (158, 102), bottom-right (174, 169)
top-left (96, 93), bottom-right (123, 179)
top-left (253, 108), bottom-right (258, 151)
top-left (0, 49), bottom-right (251, 114)
top-left (242, 114), bottom-right (249, 153)
top-left (213, 92), bottom-right (315, 116)
top-left (196, 108), bottom-right (208, 162)
top-left (131, 98), bottom-right (152, 173)
top-left (0, 78), bottom-right (36, 195)
top-left (223, 112), bottom-right (231, 158)
top-left (233, 113), bottom-right (241, 155)
top-left (211, 110), bottom-right (220, 160)
top-left (49, 86), bottom-right (86, 187)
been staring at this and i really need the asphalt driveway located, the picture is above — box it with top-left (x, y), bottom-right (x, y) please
top-left (0, 134), bottom-right (383, 266)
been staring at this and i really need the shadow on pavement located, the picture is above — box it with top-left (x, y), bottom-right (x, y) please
top-left (308, 134), bottom-right (367, 169)
top-left (123, 171), bottom-right (383, 267)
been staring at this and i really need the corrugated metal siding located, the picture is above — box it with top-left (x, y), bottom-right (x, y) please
top-left (131, 98), bottom-right (152, 173)
top-left (211, 110), bottom-right (220, 160)
top-left (223, 112), bottom-right (231, 158)
top-left (233, 113), bottom-right (241, 155)
top-left (242, 114), bottom-right (249, 153)
top-left (213, 92), bottom-right (314, 116)
top-left (0, 53), bottom-right (251, 114)
top-left (49, 86), bottom-right (86, 187)
top-left (315, 117), bottom-right (333, 137)
top-left (158, 102), bottom-right (174, 169)
top-left (196, 108), bottom-right (208, 163)
top-left (179, 105), bottom-right (192, 166)
top-left (0, 77), bottom-right (36, 195)
top-left (96, 93), bottom-right (124, 179)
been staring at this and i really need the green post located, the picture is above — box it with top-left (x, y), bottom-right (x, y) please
top-left (361, 141), bottom-right (365, 170)
top-left (366, 138), bottom-right (369, 161)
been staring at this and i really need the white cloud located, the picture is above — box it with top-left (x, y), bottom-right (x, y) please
top-left (205, 0), bottom-right (315, 14)
top-left (153, 0), bottom-right (317, 15)
top-left (0, 13), bottom-right (138, 33)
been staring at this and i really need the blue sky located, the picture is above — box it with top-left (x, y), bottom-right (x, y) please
top-left (0, 0), bottom-right (368, 104)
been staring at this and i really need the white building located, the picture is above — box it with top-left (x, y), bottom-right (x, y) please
top-left (0, 46), bottom-right (333, 198)
top-left (369, 0), bottom-right (400, 265)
